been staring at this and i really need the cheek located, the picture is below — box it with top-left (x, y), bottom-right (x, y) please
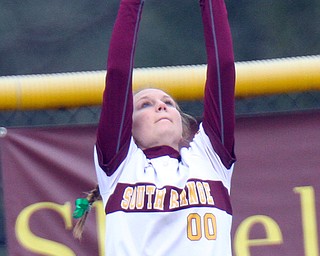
top-left (178, 118), bottom-right (183, 135)
top-left (132, 114), bottom-right (141, 133)
top-left (173, 111), bottom-right (183, 135)
top-left (132, 112), bottom-right (149, 136)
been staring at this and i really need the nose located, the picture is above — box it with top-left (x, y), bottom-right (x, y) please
top-left (156, 101), bottom-right (167, 112)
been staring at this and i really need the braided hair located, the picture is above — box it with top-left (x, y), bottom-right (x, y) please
top-left (73, 185), bottom-right (101, 239)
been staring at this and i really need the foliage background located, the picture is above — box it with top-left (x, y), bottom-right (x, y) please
top-left (1, 0), bottom-right (319, 76)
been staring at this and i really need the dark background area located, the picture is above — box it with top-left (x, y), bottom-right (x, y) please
top-left (1, 0), bottom-right (319, 76)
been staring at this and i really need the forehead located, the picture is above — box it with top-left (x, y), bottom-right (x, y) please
top-left (134, 88), bottom-right (171, 101)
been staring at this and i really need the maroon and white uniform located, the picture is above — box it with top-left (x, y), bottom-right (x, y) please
top-left (94, 0), bottom-right (236, 255)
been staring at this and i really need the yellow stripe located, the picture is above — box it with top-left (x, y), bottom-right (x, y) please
top-left (0, 55), bottom-right (319, 110)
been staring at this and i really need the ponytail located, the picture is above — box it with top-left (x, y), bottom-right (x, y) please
top-left (73, 185), bottom-right (101, 239)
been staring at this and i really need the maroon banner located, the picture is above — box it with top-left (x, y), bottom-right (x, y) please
top-left (0, 126), bottom-right (101, 256)
top-left (1, 111), bottom-right (319, 255)
top-left (232, 111), bottom-right (320, 255)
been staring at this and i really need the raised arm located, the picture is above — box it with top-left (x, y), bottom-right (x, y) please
top-left (200, 0), bottom-right (236, 169)
top-left (96, 0), bottom-right (144, 175)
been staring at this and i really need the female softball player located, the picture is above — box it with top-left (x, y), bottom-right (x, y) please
top-left (74, 0), bottom-right (236, 254)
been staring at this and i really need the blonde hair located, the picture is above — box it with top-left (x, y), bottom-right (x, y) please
top-left (176, 105), bottom-right (198, 147)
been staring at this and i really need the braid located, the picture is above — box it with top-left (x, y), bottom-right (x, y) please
top-left (87, 185), bottom-right (101, 205)
top-left (73, 185), bottom-right (101, 239)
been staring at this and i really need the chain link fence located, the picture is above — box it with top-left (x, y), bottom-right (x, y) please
top-left (1, 91), bottom-right (320, 128)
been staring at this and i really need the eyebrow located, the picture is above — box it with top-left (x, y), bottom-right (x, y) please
top-left (136, 95), bottom-right (151, 102)
top-left (135, 95), bottom-right (173, 103)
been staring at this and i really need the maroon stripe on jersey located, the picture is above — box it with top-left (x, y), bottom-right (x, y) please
top-left (143, 146), bottom-right (181, 160)
top-left (105, 179), bottom-right (232, 215)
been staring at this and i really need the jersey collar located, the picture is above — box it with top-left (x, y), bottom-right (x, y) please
top-left (143, 146), bottom-right (181, 161)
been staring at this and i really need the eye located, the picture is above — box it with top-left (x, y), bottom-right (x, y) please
top-left (140, 101), bottom-right (152, 109)
top-left (164, 100), bottom-right (175, 107)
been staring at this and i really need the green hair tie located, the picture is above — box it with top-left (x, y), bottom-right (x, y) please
top-left (73, 198), bottom-right (90, 219)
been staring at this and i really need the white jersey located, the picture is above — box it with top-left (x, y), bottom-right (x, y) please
top-left (94, 124), bottom-right (234, 256)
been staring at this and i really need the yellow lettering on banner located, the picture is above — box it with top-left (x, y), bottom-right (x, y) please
top-left (294, 186), bottom-right (319, 256)
top-left (233, 215), bottom-right (283, 256)
top-left (93, 201), bottom-right (106, 256)
top-left (15, 202), bottom-right (75, 256)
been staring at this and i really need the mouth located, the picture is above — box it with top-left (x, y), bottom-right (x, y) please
top-left (156, 117), bottom-right (172, 123)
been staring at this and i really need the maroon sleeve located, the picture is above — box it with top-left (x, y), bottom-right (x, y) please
top-left (200, 0), bottom-right (236, 169)
top-left (96, 0), bottom-right (144, 176)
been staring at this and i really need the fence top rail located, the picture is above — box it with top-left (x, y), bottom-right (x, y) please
top-left (0, 55), bottom-right (319, 110)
